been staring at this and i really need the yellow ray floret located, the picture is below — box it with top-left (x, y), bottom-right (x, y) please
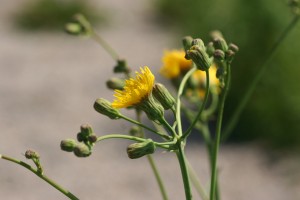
top-left (112, 66), bottom-right (155, 108)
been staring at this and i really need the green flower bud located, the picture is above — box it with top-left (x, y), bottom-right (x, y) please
top-left (72, 13), bottom-right (92, 36)
top-left (60, 139), bottom-right (77, 152)
top-left (152, 83), bottom-right (175, 110)
top-left (187, 45), bottom-right (212, 71)
top-left (65, 23), bottom-right (83, 35)
top-left (25, 150), bottom-right (40, 160)
top-left (88, 134), bottom-right (98, 143)
top-left (94, 98), bottom-right (121, 119)
top-left (225, 50), bottom-right (235, 63)
top-left (129, 126), bottom-right (141, 137)
top-left (206, 42), bottom-right (215, 57)
top-left (213, 49), bottom-right (225, 61)
top-left (182, 36), bottom-right (194, 52)
top-left (228, 43), bottom-right (239, 53)
top-left (73, 143), bottom-right (91, 158)
top-left (114, 59), bottom-right (131, 74)
top-left (210, 30), bottom-right (224, 40)
top-left (106, 78), bottom-right (125, 90)
top-left (213, 38), bottom-right (228, 52)
top-left (137, 94), bottom-right (165, 124)
top-left (192, 39), bottom-right (205, 50)
top-left (80, 124), bottom-right (93, 136)
top-left (127, 139), bottom-right (156, 159)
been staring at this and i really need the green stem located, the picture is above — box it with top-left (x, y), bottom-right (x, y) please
top-left (0, 154), bottom-right (79, 200)
top-left (222, 15), bottom-right (300, 141)
top-left (210, 64), bottom-right (231, 200)
top-left (160, 117), bottom-right (178, 138)
top-left (119, 114), bottom-right (171, 140)
top-left (186, 160), bottom-right (209, 200)
top-left (92, 32), bottom-right (120, 61)
top-left (182, 69), bottom-right (210, 140)
top-left (135, 109), bottom-right (169, 200)
top-left (146, 155), bottom-right (169, 200)
top-left (176, 144), bottom-right (192, 200)
top-left (176, 66), bottom-right (197, 136)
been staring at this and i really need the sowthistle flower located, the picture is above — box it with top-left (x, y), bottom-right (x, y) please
top-left (160, 50), bottom-right (192, 79)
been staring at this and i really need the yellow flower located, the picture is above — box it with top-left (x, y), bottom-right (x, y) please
top-left (112, 66), bottom-right (155, 108)
top-left (160, 50), bottom-right (192, 79)
top-left (192, 64), bottom-right (219, 87)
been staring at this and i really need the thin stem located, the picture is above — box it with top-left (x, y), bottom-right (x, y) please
top-left (119, 114), bottom-right (171, 140)
top-left (160, 117), bottom-right (178, 138)
top-left (135, 110), bottom-right (169, 200)
top-left (182, 69), bottom-right (210, 140)
top-left (146, 155), bottom-right (169, 200)
top-left (186, 160), bottom-right (209, 200)
top-left (176, 144), bottom-right (192, 200)
top-left (210, 64), bottom-right (231, 200)
top-left (96, 134), bottom-right (172, 149)
top-left (222, 15), bottom-right (300, 141)
top-left (0, 154), bottom-right (79, 200)
top-left (176, 66), bottom-right (197, 136)
top-left (91, 32), bottom-right (120, 61)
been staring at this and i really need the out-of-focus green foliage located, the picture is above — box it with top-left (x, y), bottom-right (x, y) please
top-left (153, 0), bottom-right (300, 148)
top-left (14, 0), bottom-right (106, 31)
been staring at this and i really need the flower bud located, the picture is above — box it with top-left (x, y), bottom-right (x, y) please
top-left (25, 150), bottom-right (40, 160)
top-left (182, 36), bottom-right (193, 52)
top-left (187, 46), bottom-right (212, 71)
top-left (127, 139), bottom-right (156, 159)
top-left (192, 39), bottom-right (205, 50)
top-left (213, 38), bottom-right (228, 52)
top-left (206, 42), bottom-right (215, 57)
top-left (152, 83), bottom-right (175, 110)
top-left (213, 49), bottom-right (225, 61)
top-left (225, 50), bottom-right (235, 63)
top-left (106, 78), bottom-right (125, 90)
top-left (88, 134), bottom-right (98, 143)
top-left (60, 139), bottom-right (77, 152)
top-left (80, 124), bottom-right (93, 136)
top-left (137, 94), bottom-right (165, 124)
top-left (73, 143), bottom-right (91, 157)
top-left (210, 30), bottom-right (224, 40)
top-left (228, 43), bottom-right (239, 53)
top-left (65, 23), bottom-right (83, 35)
top-left (94, 98), bottom-right (121, 119)
top-left (114, 59), bottom-right (130, 74)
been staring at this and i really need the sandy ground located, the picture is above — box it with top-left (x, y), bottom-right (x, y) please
top-left (1, 0), bottom-right (300, 200)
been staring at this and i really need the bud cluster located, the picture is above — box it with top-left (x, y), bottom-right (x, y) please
top-left (61, 124), bottom-right (97, 158)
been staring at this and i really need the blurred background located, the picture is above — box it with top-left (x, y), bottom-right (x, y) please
top-left (1, 0), bottom-right (300, 199)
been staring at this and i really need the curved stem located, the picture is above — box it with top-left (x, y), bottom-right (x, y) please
top-left (182, 69), bottom-right (210, 140)
top-left (210, 64), bottom-right (231, 200)
top-left (160, 117), bottom-right (178, 138)
top-left (91, 32), bottom-right (120, 60)
top-left (176, 144), bottom-right (192, 200)
top-left (222, 15), bottom-right (300, 141)
top-left (119, 114), bottom-right (171, 140)
top-left (0, 154), bottom-right (79, 200)
top-left (176, 66), bottom-right (197, 136)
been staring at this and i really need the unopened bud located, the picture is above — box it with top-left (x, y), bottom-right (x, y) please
top-left (127, 139), bottom-right (156, 159)
top-left (114, 59), bottom-right (130, 74)
top-left (94, 98), bottom-right (121, 119)
top-left (60, 139), bottom-right (77, 152)
top-left (182, 36), bottom-right (193, 53)
top-left (187, 46), bottom-right (212, 71)
top-left (210, 30), bottom-right (224, 40)
top-left (192, 39), bottom-right (205, 50)
top-left (228, 43), bottom-right (239, 53)
top-left (152, 83), bottom-right (175, 110)
top-left (65, 23), bottom-right (83, 35)
top-left (137, 94), bottom-right (164, 124)
top-left (73, 143), bottom-right (91, 157)
top-left (25, 150), bottom-right (40, 160)
top-left (80, 124), bottom-right (93, 136)
top-left (88, 134), bottom-right (98, 143)
top-left (206, 42), bottom-right (215, 57)
top-left (213, 38), bottom-right (228, 52)
top-left (106, 78), bottom-right (125, 90)
top-left (225, 50), bottom-right (235, 63)
top-left (213, 49), bottom-right (225, 61)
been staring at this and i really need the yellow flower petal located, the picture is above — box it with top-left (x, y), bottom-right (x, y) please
top-left (112, 66), bottom-right (155, 108)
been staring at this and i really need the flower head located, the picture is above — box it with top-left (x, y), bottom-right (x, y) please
top-left (112, 66), bottom-right (155, 108)
top-left (160, 50), bottom-right (192, 79)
